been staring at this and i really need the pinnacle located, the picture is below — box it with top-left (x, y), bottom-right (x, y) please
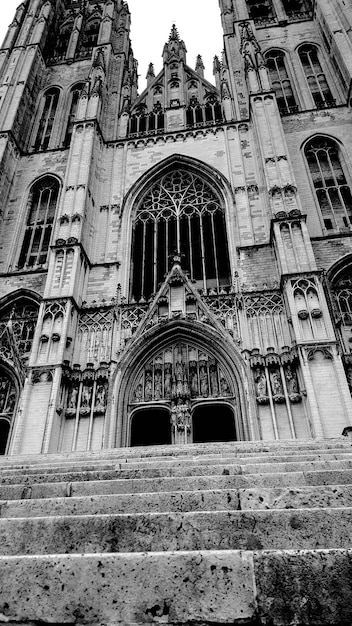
top-left (169, 23), bottom-right (180, 41)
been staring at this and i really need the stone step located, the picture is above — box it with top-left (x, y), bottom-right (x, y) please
top-left (2, 449), bottom-right (352, 478)
top-left (0, 437), bottom-right (351, 469)
top-left (0, 507), bottom-right (351, 555)
top-left (2, 468), bottom-right (352, 501)
top-left (3, 457), bottom-right (352, 485)
top-left (2, 484), bottom-right (352, 518)
top-left (0, 549), bottom-right (351, 625)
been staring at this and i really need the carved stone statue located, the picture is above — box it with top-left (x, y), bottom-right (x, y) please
top-left (81, 385), bottom-right (92, 409)
top-left (285, 366), bottom-right (298, 395)
top-left (199, 364), bottom-right (209, 396)
top-left (144, 371), bottom-right (153, 402)
top-left (210, 365), bottom-right (219, 396)
top-left (255, 369), bottom-right (267, 397)
top-left (271, 370), bottom-right (283, 396)
top-left (68, 385), bottom-right (79, 410)
top-left (164, 366), bottom-right (172, 399)
top-left (95, 384), bottom-right (106, 411)
top-left (154, 371), bottom-right (163, 400)
top-left (134, 383), bottom-right (143, 402)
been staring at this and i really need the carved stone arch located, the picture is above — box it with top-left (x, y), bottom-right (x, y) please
top-left (110, 320), bottom-right (256, 448)
top-left (119, 154), bottom-right (238, 299)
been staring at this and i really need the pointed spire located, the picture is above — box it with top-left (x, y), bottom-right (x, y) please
top-left (146, 62), bottom-right (155, 86)
top-left (195, 55), bottom-right (205, 78)
top-left (213, 55), bottom-right (221, 75)
top-left (169, 24), bottom-right (180, 42)
top-left (163, 24), bottom-right (187, 63)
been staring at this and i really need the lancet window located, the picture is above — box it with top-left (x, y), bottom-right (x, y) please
top-left (131, 170), bottom-right (231, 301)
top-left (305, 137), bottom-right (352, 231)
top-left (128, 106), bottom-right (165, 136)
top-left (331, 267), bottom-right (352, 326)
top-left (64, 83), bottom-right (84, 147)
top-left (18, 177), bottom-right (60, 269)
top-left (34, 88), bottom-right (60, 151)
top-left (51, 19), bottom-right (74, 62)
top-left (0, 299), bottom-right (39, 359)
top-left (0, 370), bottom-right (17, 455)
top-left (186, 97), bottom-right (223, 127)
top-left (77, 16), bottom-right (100, 58)
top-left (298, 45), bottom-right (335, 108)
top-left (265, 50), bottom-right (297, 115)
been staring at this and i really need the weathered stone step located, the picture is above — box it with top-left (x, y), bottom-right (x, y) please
top-left (2, 468), bottom-right (352, 501)
top-left (3, 457), bottom-right (352, 485)
top-left (2, 484), bottom-right (352, 518)
top-left (2, 449), bottom-right (352, 478)
top-left (0, 438), bottom-right (351, 469)
top-left (0, 549), bottom-right (351, 625)
top-left (0, 489), bottom-right (240, 517)
top-left (0, 508), bottom-right (351, 555)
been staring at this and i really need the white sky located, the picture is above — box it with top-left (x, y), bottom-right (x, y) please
top-left (0, 1), bottom-right (224, 88)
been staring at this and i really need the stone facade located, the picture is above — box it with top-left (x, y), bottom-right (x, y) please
top-left (0, 0), bottom-right (352, 455)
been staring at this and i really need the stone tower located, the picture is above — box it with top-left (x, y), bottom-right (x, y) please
top-left (0, 0), bottom-right (352, 457)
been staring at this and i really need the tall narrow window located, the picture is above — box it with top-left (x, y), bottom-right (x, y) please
top-left (34, 88), bottom-right (60, 151)
top-left (299, 45), bottom-right (334, 108)
top-left (18, 177), bottom-right (60, 268)
top-left (77, 18), bottom-right (100, 58)
top-left (305, 137), bottom-right (352, 230)
top-left (0, 299), bottom-right (39, 359)
top-left (131, 170), bottom-right (231, 300)
top-left (266, 50), bottom-right (297, 115)
top-left (64, 83), bottom-right (84, 147)
top-left (0, 370), bottom-right (17, 455)
top-left (282, 0), bottom-right (312, 19)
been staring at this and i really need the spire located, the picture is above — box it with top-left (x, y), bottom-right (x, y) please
top-left (195, 54), bottom-right (205, 78)
top-left (162, 24), bottom-right (187, 63)
top-left (146, 62), bottom-right (155, 86)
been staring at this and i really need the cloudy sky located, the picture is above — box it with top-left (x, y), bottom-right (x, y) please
top-left (0, 1), bottom-right (224, 88)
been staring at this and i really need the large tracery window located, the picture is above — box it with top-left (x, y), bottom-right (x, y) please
top-left (131, 170), bottom-right (231, 300)
top-left (305, 138), bottom-right (352, 231)
top-left (298, 45), bottom-right (334, 108)
top-left (18, 177), bottom-right (60, 269)
top-left (266, 50), bottom-right (297, 115)
top-left (0, 299), bottom-right (39, 358)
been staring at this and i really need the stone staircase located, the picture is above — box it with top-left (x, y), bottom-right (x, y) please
top-left (1, 439), bottom-right (352, 625)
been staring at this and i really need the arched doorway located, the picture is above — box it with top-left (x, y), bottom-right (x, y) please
top-left (192, 404), bottom-right (236, 443)
top-left (130, 407), bottom-right (172, 447)
top-left (0, 419), bottom-right (10, 455)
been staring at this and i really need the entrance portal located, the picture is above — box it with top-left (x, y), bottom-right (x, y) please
top-left (0, 419), bottom-right (10, 455)
top-left (192, 404), bottom-right (236, 443)
top-left (130, 408), bottom-right (172, 447)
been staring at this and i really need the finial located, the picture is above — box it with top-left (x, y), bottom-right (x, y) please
top-left (195, 54), bottom-right (205, 78)
top-left (169, 24), bottom-right (180, 41)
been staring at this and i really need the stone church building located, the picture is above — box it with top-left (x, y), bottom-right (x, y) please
top-left (0, 0), bottom-right (352, 457)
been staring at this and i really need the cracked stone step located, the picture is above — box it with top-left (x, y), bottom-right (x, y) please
top-left (2, 468), bottom-right (352, 501)
top-left (0, 508), bottom-right (351, 555)
top-left (2, 484), bottom-right (352, 518)
top-left (0, 549), bottom-right (351, 625)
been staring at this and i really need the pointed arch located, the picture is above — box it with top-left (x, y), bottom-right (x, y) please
top-left (119, 155), bottom-right (237, 300)
top-left (109, 319), bottom-right (256, 448)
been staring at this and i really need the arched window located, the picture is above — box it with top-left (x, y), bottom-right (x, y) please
top-left (298, 45), bottom-right (334, 108)
top-left (266, 50), bottom-right (297, 115)
top-left (0, 369), bottom-right (17, 455)
top-left (18, 177), bottom-right (60, 269)
top-left (131, 170), bottom-right (231, 300)
top-left (54, 20), bottom-right (73, 61)
top-left (305, 137), bottom-right (352, 231)
top-left (331, 266), bottom-right (352, 325)
top-left (0, 298), bottom-right (39, 359)
top-left (77, 17), bottom-right (100, 58)
top-left (34, 88), bottom-right (60, 151)
top-left (64, 83), bottom-right (84, 147)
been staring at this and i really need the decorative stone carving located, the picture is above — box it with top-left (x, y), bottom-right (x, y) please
top-left (32, 369), bottom-right (53, 384)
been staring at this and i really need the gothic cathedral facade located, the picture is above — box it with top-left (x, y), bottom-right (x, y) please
top-left (0, 0), bottom-right (352, 455)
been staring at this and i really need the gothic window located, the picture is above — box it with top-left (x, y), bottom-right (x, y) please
top-left (34, 88), bottom-right (60, 151)
top-left (186, 97), bottom-right (222, 127)
top-left (53, 20), bottom-right (73, 61)
top-left (77, 16), bottom-right (100, 58)
top-left (331, 267), bottom-right (352, 325)
top-left (131, 170), bottom-right (231, 300)
top-left (282, 0), bottom-right (313, 19)
top-left (0, 299), bottom-right (39, 358)
top-left (64, 83), bottom-right (84, 147)
top-left (305, 137), bottom-right (352, 231)
top-left (129, 106), bottom-right (164, 136)
top-left (0, 370), bottom-right (17, 455)
top-left (18, 177), bottom-right (60, 269)
top-left (246, 0), bottom-right (275, 24)
top-left (266, 50), bottom-right (297, 115)
top-left (298, 45), bottom-right (335, 108)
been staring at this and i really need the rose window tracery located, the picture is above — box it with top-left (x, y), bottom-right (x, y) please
top-left (131, 170), bottom-right (231, 300)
